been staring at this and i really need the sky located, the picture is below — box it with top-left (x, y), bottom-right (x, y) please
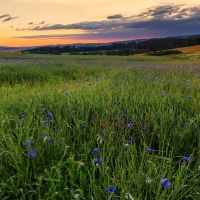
top-left (0, 0), bottom-right (200, 47)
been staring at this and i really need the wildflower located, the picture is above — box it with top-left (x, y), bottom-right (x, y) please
top-left (128, 124), bottom-right (133, 128)
top-left (122, 113), bottom-right (126, 118)
top-left (146, 178), bottom-right (151, 183)
top-left (161, 178), bottom-right (171, 187)
top-left (43, 135), bottom-right (47, 141)
top-left (59, 142), bottom-right (63, 146)
top-left (125, 140), bottom-right (131, 146)
top-left (94, 158), bottom-right (103, 163)
top-left (141, 127), bottom-right (145, 131)
top-left (82, 125), bottom-right (86, 129)
top-left (188, 96), bottom-right (191, 99)
top-left (101, 131), bottom-right (105, 136)
top-left (24, 141), bottom-right (31, 148)
top-left (167, 103), bottom-right (170, 106)
top-left (106, 186), bottom-right (116, 193)
top-left (114, 101), bottom-right (117, 104)
top-left (29, 149), bottom-right (36, 158)
top-left (146, 147), bottom-right (152, 153)
top-left (47, 112), bottom-right (53, 117)
top-left (49, 137), bottom-right (54, 143)
top-left (92, 148), bottom-right (99, 153)
top-left (183, 156), bottom-right (190, 163)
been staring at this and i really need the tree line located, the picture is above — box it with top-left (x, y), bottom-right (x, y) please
top-left (25, 36), bottom-right (200, 55)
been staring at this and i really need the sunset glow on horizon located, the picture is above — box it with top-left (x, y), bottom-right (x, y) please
top-left (1, 0), bottom-right (200, 47)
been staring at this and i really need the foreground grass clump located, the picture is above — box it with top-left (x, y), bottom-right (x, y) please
top-left (0, 58), bottom-right (200, 200)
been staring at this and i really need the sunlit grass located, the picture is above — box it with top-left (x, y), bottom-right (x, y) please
top-left (0, 58), bottom-right (199, 199)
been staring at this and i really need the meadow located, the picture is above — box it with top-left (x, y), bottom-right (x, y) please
top-left (0, 56), bottom-right (200, 199)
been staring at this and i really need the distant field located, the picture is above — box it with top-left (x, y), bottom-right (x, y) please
top-left (172, 45), bottom-right (200, 54)
top-left (1, 45), bottom-right (200, 60)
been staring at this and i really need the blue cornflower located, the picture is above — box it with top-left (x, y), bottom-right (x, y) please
top-left (128, 124), bottom-right (133, 128)
top-left (167, 103), bottom-right (170, 106)
top-left (106, 186), bottom-right (116, 193)
top-left (101, 131), bottom-right (105, 136)
top-left (122, 113), bottom-right (126, 118)
top-left (114, 101), bottom-right (117, 104)
top-left (188, 96), bottom-right (191, 99)
top-left (67, 110), bottom-right (71, 113)
top-left (183, 156), bottom-right (190, 163)
top-left (43, 135), bottom-right (47, 141)
top-left (82, 125), bottom-right (86, 129)
top-left (92, 148), bottom-right (99, 153)
top-left (141, 127), bottom-right (145, 131)
top-left (126, 140), bottom-right (131, 145)
top-left (47, 112), bottom-right (53, 117)
top-left (59, 141), bottom-right (63, 146)
top-left (24, 141), bottom-right (31, 148)
top-left (49, 120), bottom-right (54, 123)
top-left (94, 158), bottom-right (103, 163)
top-left (49, 137), bottom-right (54, 143)
top-left (161, 178), bottom-right (171, 187)
top-left (29, 149), bottom-right (36, 158)
top-left (146, 147), bottom-right (152, 153)
top-left (21, 111), bottom-right (25, 115)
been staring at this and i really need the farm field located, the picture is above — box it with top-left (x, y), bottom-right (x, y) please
top-left (0, 57), bottom-right (200, 199)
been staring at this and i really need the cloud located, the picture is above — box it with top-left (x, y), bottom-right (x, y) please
top-left (0, 14), bottom-right (10, 19)
top-left (28, 22), bottom-right (33, 25)
top-left (15, 4), bottom-right (200, 40)
top-left (107, 14), bottom-right (123, 19)
top-left (40, 21), bottom-right (45, 24)
top-left (2, 16), bottom-right (19, 22)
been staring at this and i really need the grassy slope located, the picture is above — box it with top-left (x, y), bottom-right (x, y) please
top-left (0, 51), bottom-right (194, 61)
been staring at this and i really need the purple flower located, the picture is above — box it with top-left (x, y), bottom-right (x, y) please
top-left (94, 158), bottom-right (103, 163)
top-left (82, 125), bottom-right (86, 129)
top-left (146, 178), bottom-right (151, 183)
top-left (141, 127), bottom-right (145, 131)
top-left (126, 140), bottom-right (131, 145)
top-left (49, 137), bottom-right (54, 143)
top-left (183, 156), bottom-right (190, 163)
top-left (114, 101), bottom-right (117, 104)
top-left (43, 135), bottom-right (47, 141)
top-left (128, 124), bottom-right (133, 128)
top-left (24, 141), bottom-right (31, 148)
top-left (106, 186), bottom-right (116, 193)
top-left (101, 131), bottom-right (105, 136)
top-left (161, 178), bottom-right (171, 187)
top-left (59, 141), bottom-right (63, 146)
top-left (92, 148), bottom-right (99, 153)
top-left (29, 149), bottom-right (36, 158)
top-left (146, 147), bottom-right (152, 153)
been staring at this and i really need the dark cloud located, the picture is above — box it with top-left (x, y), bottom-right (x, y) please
top-left (0, 14), bottom-right (10, 19)
top-left (107, 14), bottom-right (123, 19)
top-left (15, 4), bottom-right (200, 40)
top-left (28, 22), bottom-right (33, 25)
top-left (40, 21), bottom-right (45, 24)
top-left (2, 16), bottom-right (19, 22)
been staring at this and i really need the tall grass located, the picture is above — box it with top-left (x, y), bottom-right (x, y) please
top-left (0, 59), bottom-right (199, 199)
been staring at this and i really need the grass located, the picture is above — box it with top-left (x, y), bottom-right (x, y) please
top-left (0, 50), bottom-right (196, 61)
top-left (0, 57), bottom-right (200, 199)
